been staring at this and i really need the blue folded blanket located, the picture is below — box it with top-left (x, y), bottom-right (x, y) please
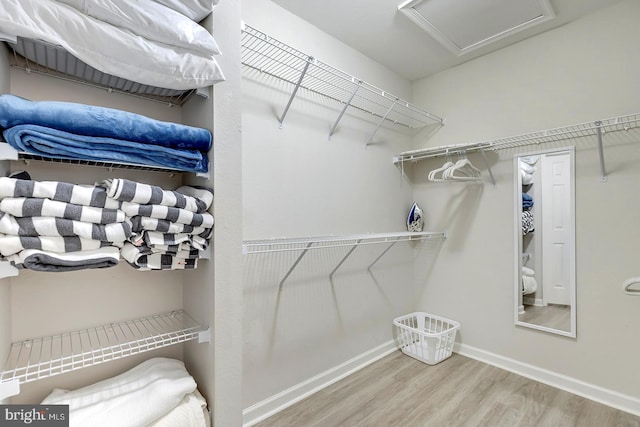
top-left (3, 125), bottom-right (208, 173)
top-left (0, 94), bottom-right (211, 151)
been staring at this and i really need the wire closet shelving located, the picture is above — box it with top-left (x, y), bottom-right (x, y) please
top-left (393, 113), bottom-right (640, 184)
top-left (0, 310), bottom-right (209, 400)
top-left (243, 231), bottom-right (446, 288)
top-left (240, 24), bottom-right (444, 145)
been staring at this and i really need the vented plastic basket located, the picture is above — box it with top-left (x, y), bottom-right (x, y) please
top-left (393, 312), bottom-right (460, 365)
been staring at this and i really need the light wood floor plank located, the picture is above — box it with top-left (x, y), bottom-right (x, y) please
top-left (255, 351), bottom-right (640, 427)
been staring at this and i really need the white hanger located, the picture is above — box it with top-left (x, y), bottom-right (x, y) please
top-left (428, 152), bottom-right (455, 182)
top-left (443, 152), bottom-right (482, 181)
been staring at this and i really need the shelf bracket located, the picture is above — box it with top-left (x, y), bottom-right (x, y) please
top-left (278, 57), bottom-right (313, 128)
top-left (595, 121), bottom-right (607, 182)
top-left (329, 239), bottom-right (362, 284)
top-left (0, 379), bottom-right (20, 400)
top-left (365, 98), bottom-right (398, 147)
top-left (329, 81), bottom-right (362, 140)
top-left (198, 327), bottom-right (211, 344)
top-left (279, 242), bottom-right (314, 289)
top-left (478, 147), bottom-right (496, 188)
top-left (367, 239), bottom-right (399, 271)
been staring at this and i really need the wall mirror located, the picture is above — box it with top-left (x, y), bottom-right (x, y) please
top-left (514, 147), bottom-right (576, 338)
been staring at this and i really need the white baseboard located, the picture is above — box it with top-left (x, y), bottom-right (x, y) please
top-left (242, 340), bottom-right (398, 426)
top-left (454, 342), bottom-right (640, 417)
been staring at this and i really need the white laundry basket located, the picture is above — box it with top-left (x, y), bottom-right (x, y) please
top-left (393, 312), bottom-right (460, 365)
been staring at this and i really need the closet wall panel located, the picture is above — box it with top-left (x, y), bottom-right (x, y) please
top-left (411, 0), bottom-right (640, 403)
top-left (241, 0), bottom-right (422, 412)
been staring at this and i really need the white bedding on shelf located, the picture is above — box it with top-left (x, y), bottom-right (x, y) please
top-left (41, 358), bottom-right (206, 427)
top-left (54, 0), bottom-right (220, 56)
top-left (152, 0), bottom-right (219, 22)
top-left (0, 0), bottom-right (225, 90)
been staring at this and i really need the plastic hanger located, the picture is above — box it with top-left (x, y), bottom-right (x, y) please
top-left (428, 152), bottom-right (455, 182)
top-left (443, 153), bottom-right (482, 181)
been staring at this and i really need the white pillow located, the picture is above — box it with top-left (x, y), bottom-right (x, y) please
top-left (0, 0), bottom-right (225, 90)
top-left (55, 0), bottom-right (221, 56)
top-left (152, 0), bottom-right (218, 22)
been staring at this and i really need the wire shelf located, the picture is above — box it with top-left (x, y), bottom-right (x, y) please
top-left (5, 37), bottom-right (197, 107)
top-left (243, 231), bottom-right (446, 255)
top-left (394, 113), bottom-right (640, 163)
top-left (241, 24), bottom-right (443, 137)
top-left (0, 310), bottom-right (206, 393)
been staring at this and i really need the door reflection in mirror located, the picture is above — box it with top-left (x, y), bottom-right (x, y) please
top-left (514, 147), bottom-right (576, 338)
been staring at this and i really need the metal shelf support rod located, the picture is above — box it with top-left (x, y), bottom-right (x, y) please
top-left (329, 239), bottom-right (362, 283)
top-left (368, 240), bottom-right (399, 271)
top-left (365, 99), bottom-right (398, 147)
top-left (278, 57), bottom-right (312, 128)
top-left (279, 242), bottom-right (314, 289)
top-left (329, 81), bottom-right (362, 139)
top-left (595, 121), bottom-right (607, 182)
top-left (479, 147), bottom-right (496, 188)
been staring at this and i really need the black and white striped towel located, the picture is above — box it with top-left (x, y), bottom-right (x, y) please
top-left (98, 179), bottom-right (213, 213)
top-left (130, 216), bottom-right (211, 236)
top-left (0, 234), bottom-right (120, 256)
top-left (142, 231), bottom-right (208, 251)
top-left (120, 202), bottom-right (214, 227)
top-left (8, 247), bottom-right (120, 272)
top-left (0, 198), bottom-right (125, 224)
top-left (121, 242), bottom-right (198, 270)
top-left (0, 212), bottom-right (132, 241)
top-left (0, 177), bottom-right (119, 208)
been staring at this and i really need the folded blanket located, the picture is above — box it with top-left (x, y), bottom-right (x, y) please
top-left (0, 198), bottom-right (124, 224)
top-left (8, 247), bottom-right (120, 272)
top-left (121, 202), bottom-right (214, 227)
top-left (98, 179), bottom-right (212, 213)
top-left (0, 212), bottom-right (131, 241)
top-left (142, 231), bottom-right (208, 251)
top-left (41, 358), bottom-right (197, 427)
top-left (0, 177), bottom-right (119, 208)
top-left (3, 124), bottom-right (208, 173)
top-left (130, 216), bottom-right (211, 236)
top-left (0, 234), bottom-right (119, 256)
top-left (0, 95), bottom-right (211, 150)
top-left (153, 0), bottom-right (219, 22)
top-left (121, 242), bottom-right (198, 270)
top-left (149, 390), bottom-right (208, 427)
top-left (522, 193), bottom-right (534, 209)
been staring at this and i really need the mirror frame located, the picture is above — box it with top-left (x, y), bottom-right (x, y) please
top-left (513, 146), bottom-right (576, 338)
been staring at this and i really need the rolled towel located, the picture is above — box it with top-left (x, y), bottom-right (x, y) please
top-left (0, 234), bottom-right (119, 256)
top-left (522, 274), bottom-right (538, 295)
top-left (522, 266), bottom-right (535, 276)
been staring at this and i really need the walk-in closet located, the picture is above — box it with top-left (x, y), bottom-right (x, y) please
top-left (241, 0), bottom-right (640, 425)
top-left (1, 0), bottom-right (640, 426)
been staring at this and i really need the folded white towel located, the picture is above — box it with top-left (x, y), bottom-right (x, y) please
top-left (521, 170), bottom-right (534, 185)
top-left (41, 357), bottom-right (197, 427)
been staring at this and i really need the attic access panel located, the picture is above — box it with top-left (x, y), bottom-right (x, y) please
top-left (398, 0), bottom-right (555, 56)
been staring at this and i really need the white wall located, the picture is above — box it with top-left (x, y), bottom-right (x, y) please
top-left (241, 0), bottom-right (429, 413)
top-left (411, 0), bottom-right (640, 403)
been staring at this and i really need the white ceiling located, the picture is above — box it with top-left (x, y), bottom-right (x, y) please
top-left (269, 0), bottom-right (622, 81)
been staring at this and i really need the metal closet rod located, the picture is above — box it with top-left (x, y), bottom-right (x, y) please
top-left (240, 23), bottom-right (444, 143)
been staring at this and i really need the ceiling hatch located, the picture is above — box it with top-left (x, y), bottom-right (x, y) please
top-left (398, 0), bottom-right (555, 56)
